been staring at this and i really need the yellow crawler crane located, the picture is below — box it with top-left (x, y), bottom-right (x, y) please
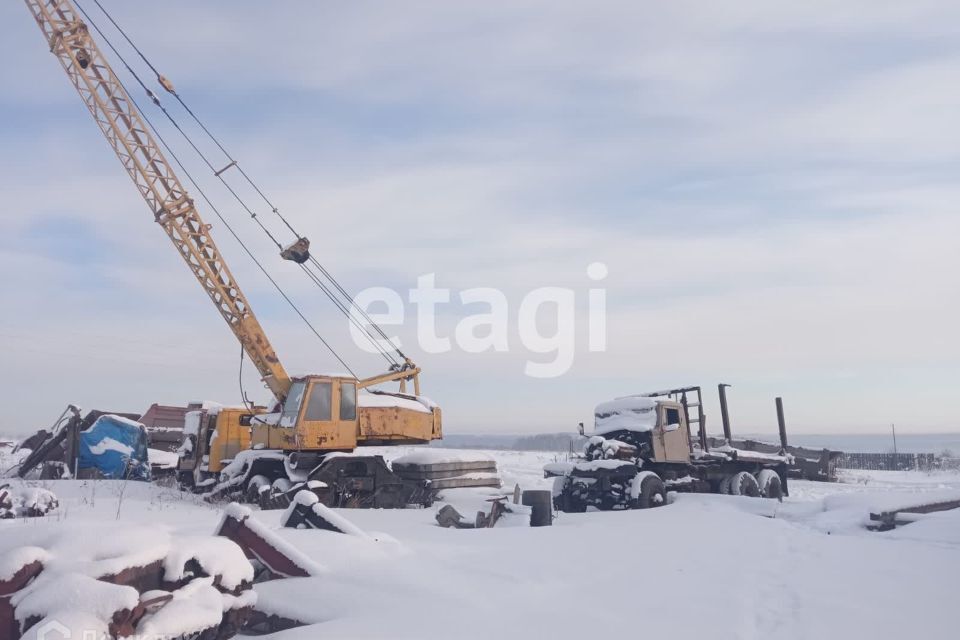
top-left (24, 0), bottom-right (441, 506)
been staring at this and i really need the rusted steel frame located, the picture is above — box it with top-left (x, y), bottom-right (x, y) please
top-left (243, 609), bottom-right (308, 635)
top-left (718, 383), bottom-right (732, 442)
top-left (775, 397), bottom-right (789, 450)
top-left (217, 513), bottom-right (312, 579)
top-left (6, 551), bottom-right (254, 639)
top-left (0, 561), bottom-right (44, 639)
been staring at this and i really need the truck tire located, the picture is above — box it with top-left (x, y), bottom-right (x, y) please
top-left (563, 498), bottom-right (587, 513)
top-left (729, 471), bottom-right (760, 497)
top-left (553, 477), bottom-right (586, 513)
top-left (522, 490), bottom-right (553, 526)
top-left (559, 485), bottom-right (587, 513)
top-left (268, 477), bottom-right (294, 509)
top-left (718, 475), bottom-right (732, 494)
top-left (176, 470), bottom-right (194, 492)
top-left (755, 469), bottom-right (783, 500)
top-left (245, 474), bottom-right (270, 504)
top-left (633, 473), bottom-right (667, 509)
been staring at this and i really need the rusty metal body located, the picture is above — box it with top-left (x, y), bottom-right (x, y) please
top-left (550, 386), bottom-right (791, 512)
top-left (2, 538), bottom-right (253, 640)
top-left (217, 509), bottom-right (314, 580)
top-left (140, 403), bottom-right (191, 452)
top-left (11, 406), bottom-right (140, 480)
top-left (868, 497), bottom-right (960, 531)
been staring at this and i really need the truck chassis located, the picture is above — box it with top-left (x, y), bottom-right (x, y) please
top-left (549, 453), bottom-right (788, 512)
top-left (548, 386), bottom-right (790, 512)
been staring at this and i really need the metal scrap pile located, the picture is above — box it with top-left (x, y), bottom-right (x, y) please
top-left (392, 451), bottom-right (502, 490)
top-left (0, 524), bottom-right (256, 640)
top-left (7, 407), bottom-right (151, 482)
top-left (0, 484), bottom-right (58, 520)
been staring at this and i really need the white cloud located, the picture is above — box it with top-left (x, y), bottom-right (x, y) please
top-left (1, 1), bottom-right (959, 436)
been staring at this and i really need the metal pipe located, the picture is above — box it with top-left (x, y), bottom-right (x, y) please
top-left (718, 384), bottom-right (732, 442)
top-left (775, 397), bottom-right (788, 450)
top-left (699, 413), bottom-right (708, 453)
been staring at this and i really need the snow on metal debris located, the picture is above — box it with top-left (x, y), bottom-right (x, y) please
top-left (162, 536), bottom-right (254, 590)
top-left (392, 449), bottom-right (494, 465)
top-left (220, 503), bottom-right (327, 577)
top-left (572, 459), bottom-right (636, 472)
top-left (358, 391), bottom-right (434, 414)
top-left (283, 491), bottom-right (371, 538)
top-left (0, 547), bottom-right (50, 582)
top-left (11, 572), bottom-right (139, 625)
top-left (134, 577), bottom-right (233, 640)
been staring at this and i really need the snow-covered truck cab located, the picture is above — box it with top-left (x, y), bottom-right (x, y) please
top-left (592, 396), bottom-right (692, 464)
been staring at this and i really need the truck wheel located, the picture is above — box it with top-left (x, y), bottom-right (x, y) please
top-left (559, 486), bottom-right (587, 513)
top-left (729, 471), bottom-right (760, 497)
top-left (176, 471), bottom-right (194, 492)
top-left (522, 490), bottom-right (554, 526)
top-left (634, 474), bottom-right (667, 509)
top-left (267, 478), bottom-right (294, 509)
top-left (553, 477), bottom-right (585, 513)
top-left (245, 475), bottom-right (270, 504)
top-left (755, 469), bottom-right (783, 500)
top-left (718, 475), bottom-right (733, 494)
top-left (564, 498), bottom-right (587, 513)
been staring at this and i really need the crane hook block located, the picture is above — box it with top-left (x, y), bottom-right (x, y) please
top-left (75, 48), bottom-right (90, 69)
top-left (280, 237), bottom-right (311, 264)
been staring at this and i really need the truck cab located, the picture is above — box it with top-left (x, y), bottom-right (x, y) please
top-left (591, 395), bottom-right (692, 463)
top-left (650, 400), bottom-right (691, 463)
top-left (177, 405), bottom-right (261, 489)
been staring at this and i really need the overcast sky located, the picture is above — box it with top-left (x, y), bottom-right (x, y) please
top-left (1, 1), bottom-right (959, 437)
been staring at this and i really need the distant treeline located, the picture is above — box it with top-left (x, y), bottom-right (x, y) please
top-left (513, 433), bottom-right (587, 452)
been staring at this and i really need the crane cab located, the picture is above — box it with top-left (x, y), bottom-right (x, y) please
top-left (177, 373), bottom-right (441, 488)
top-left (251, 375), bottom-right (360, 451)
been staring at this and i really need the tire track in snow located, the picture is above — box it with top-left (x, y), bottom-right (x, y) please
top-left (737, 518), bottom-right (802, 640)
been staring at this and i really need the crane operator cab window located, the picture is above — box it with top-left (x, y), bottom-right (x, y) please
top-left (280, 381), bottom-right (307, 427)
top-left (304, 382), bottom-right (333, 421)
top-left (340, 382), bottom-right (357, 421)
top-left (664, 407), bottom-right (682, 432)
top-left (297, 378), bottom-right (360, 449)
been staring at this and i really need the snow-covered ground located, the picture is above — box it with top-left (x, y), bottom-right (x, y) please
top-left (2, 446), bottom-right (958, 639)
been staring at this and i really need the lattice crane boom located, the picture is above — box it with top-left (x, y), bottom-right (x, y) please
top-left (24, 0), bottom-right (293, 401)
